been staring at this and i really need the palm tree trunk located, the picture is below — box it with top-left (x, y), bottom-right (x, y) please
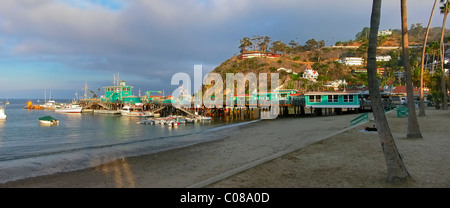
top-left (419, 0), bottom-right (438, 116)
top-left (368, 0), bottom-right (411, 182)
top-left (441, 1), bottom-right (449, 110)
top-left (401, 0), bottom-right (423, 138)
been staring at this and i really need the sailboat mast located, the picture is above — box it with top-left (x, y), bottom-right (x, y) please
top-left (84, 81), bottom-right (88, 99)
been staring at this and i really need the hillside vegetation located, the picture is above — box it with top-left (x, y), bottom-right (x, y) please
top-left (208, 24), bottom-right (450, 94)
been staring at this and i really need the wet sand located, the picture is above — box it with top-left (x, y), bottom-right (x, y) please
top-left (1, 107), bottom-right (449, 188)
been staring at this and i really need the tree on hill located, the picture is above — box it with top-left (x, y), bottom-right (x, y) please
top-left (239, 37), bottom-right (252, 53)
top-left (304, 38), bottom-right (325, 51)
top-left (259, 36), bottom-right (271, 52)
top-left (270, 40), bottom-right (289, 55)
top-left (251, 35), bottom-right (263, 51)
top-left (289, 40), bottom-right (303, 53)
top-left (355, 27), bottom-right (370, 42)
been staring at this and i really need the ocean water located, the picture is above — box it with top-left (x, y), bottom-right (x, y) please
top-left (0, 99), bottom-right (259, 184)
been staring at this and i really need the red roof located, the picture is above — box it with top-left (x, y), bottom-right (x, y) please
top-left (392, 86), bottom-right (430, 95)
top-left (393, 86), bottom-right (418, 94)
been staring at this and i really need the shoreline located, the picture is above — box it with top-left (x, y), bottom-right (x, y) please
top-left (208, 107), bottom-right (450, 188)
top-left (1, 108), bottom-right (449, 188)
top-left (0, 112), bottom-right (359, 187)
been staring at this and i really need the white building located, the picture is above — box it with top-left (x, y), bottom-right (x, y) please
top-left (339, 57), bottom-right (364, 66)
top-left (376, 55), bottom-right (391, 62)
top-left (324, 80), bottom-right (347, 91)
top-left (378, 30), bottom-right (392, 36)
top-left (302, 65), bottom-right (319, 82)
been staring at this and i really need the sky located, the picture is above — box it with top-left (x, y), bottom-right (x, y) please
top-left (0, 0), bottom-right (446, 99)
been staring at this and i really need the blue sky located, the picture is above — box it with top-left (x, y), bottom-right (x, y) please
top-left (0, 0), bottom-right (446, 99)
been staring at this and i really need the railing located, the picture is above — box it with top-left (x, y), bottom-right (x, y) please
top-left (396, 106), bottom-right (408, 117)
top-left (350, 113), bottom-right (369, 126)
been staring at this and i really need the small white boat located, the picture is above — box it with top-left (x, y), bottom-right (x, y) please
top-left (39, 116), bottom-right (59, 125)
top-left (0, 105), bottom-right (7, 120)
top-left (55, 103), bottom-right (83, 113)
top-left (197, 115), bottom-right (212, 121)
top-left (120, 105), bottom-right (153, 117)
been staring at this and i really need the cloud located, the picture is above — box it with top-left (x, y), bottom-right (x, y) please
top-left (0, 0), bottom-right (441, 98)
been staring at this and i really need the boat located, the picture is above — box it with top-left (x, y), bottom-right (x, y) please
top-left (0, 105), bottom-right (7, 120)
top-left (120, 104), bottom-right (153, 117)
top-left (24, 100), bottom-right (42, 110)
top-left (197, 115), bottom-right (212, 121)
top-left (39, 116), bottom-right (59, 125)
top-left (41, 99), bottom-right (62, 110)
top-left (55, 103), bottom-right (83, 113)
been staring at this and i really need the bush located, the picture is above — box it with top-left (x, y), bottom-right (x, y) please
top-left (277, 60), bottom-right (282, 64)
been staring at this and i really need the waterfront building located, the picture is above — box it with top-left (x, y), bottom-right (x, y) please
top-left (102, 80), bottom-right (141, 104)
top-left (304, 91), bottom-right (360, 109)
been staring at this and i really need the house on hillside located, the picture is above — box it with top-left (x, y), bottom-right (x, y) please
top-left (302, 64), bottom-right (319, 82)
top-left (338, 57), bottom-right (364, 66)
top-left (378, 30), bottom-right (392, 36)
top-left (239, 51), bottom-right (279, 60)
top-left (324, 80), bottom-right (347, 91)
top-left (376, 55), bottom-right (391, 62)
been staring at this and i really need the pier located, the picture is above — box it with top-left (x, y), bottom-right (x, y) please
top-left (76, 79), bottom-right (390, 119)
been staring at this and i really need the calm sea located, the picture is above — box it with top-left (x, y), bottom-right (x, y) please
top-left (0, 99), bottom-right (259, 184)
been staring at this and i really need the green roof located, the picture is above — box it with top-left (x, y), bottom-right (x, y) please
top-left (39, 116), bottom-right (58, 121)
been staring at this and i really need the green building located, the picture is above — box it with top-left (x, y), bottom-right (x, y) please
top-left (226, 89), bottom-right (300, 106)
top-left (304, 91), bottom-right (360, 109)
top-left (102, 80), bottom-right (141, 104)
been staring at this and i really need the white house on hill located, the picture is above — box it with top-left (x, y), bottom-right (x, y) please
top-left (302, 65), bottom-right (319, 82)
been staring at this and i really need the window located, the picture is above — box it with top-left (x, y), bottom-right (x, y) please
top-left (309, 95), bottom-right (321, 103)
top-left (328, 95), bottom-right (338, 102)
top-left (343, 95), bottom-right (354, 102)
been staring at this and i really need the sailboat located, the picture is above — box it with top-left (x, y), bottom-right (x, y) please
top-left (41, 91), bottom-right (62, 110)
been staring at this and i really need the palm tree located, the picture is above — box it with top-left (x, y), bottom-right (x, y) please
top-left (440, 0), bottom-right (449, 110)
top-left (401, 0), bottom-right (423, 139)
top-left (419, 0), bottom-right (438, 116)
top-left (368, 0), bottom-right (411, 182)
top-left (429, 41), bottom-right (441, 73)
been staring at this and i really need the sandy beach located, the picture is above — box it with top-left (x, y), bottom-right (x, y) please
top-left (1, 107), bottom-right (449, 188)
